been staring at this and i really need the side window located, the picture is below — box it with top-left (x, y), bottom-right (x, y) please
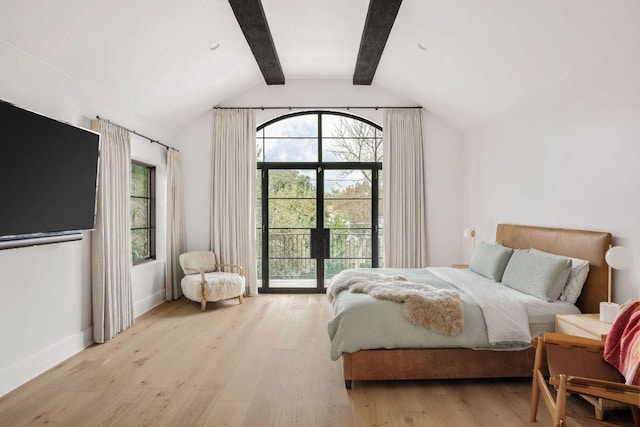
top-left (131, 161), bottom-right (156, 264)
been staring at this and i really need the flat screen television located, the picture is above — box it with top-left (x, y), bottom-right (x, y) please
top-left (0, 100), bottom-right (100, 249)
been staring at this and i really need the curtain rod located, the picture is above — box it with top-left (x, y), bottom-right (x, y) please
top-left (95, 115), bottom-right (178, 152)
top-left (212, 106), bottom-right (422, 111)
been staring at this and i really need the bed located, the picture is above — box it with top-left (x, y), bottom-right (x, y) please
top-left (328, 224), bottom-right (612, 388)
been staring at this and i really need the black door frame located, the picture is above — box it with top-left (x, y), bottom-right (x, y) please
top-left (257, 111), bottom-right (382, 294)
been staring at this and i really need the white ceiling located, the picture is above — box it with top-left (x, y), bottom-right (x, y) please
top-left (0, 0), bottom-right (639, 133)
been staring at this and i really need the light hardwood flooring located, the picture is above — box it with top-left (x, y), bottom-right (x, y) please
top-left (0, 294), bottom-right (635, 426)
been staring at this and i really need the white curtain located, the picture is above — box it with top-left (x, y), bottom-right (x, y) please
top-left (91, 119), bottom-right (134, 343)
top-left (383, 109), bottom-right (429, 267)
top-left (166, 148), bottom-right (186, 300)
top-left (210, 109), bottom-right (257, 296)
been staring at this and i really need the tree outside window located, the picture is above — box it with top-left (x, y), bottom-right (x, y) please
top-left (131, 161), bottom-right (155, 264)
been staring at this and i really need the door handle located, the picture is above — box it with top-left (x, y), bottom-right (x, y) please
top-left (310, 229), bottom-right (317, 259)
top-left (323, 238), bottom-right (330, 259)
top-left (323, 228), bottom-right (331, 259)
top-left (310, 229), bottom-right (330, 259)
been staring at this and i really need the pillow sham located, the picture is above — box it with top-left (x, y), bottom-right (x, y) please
top-left (469, 241), bottom-right (514, 281)
top-left (501, 251), bottom-right (572, 301)
top-left (529, 248), bottom-right (590, 304)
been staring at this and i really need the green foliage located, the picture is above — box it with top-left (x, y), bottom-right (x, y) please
top-left (268, 170), bottom-right (316, 229)
top-left (264, 170), bottom-right (316, 279)
top-left (261, 169), bottom-right (375, 281)
top-left (131, 163), bottom-right (149, 197)
top-left (132, 229), bottom-right (149, 262)
top-left (268, 169), bottom-right (315, 197)
top-left (131, 163), bottom-right (151, 263)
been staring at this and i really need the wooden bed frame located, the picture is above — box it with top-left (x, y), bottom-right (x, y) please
top-left (341, 224), bottom-right (612, 388)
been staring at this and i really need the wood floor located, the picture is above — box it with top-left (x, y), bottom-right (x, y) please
top-left (0, 294), bottom-right (635, 426)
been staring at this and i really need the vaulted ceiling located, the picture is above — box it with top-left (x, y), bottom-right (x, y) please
top-left (0, 0), bottom-right (638, 134)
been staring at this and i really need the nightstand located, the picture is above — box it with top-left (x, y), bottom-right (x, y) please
top-left (555, 313), bottom-right (620, 420)
top-left (555, 313), bottom-right (611, 341)
top-left (450, 264), bottom-right (469, 269)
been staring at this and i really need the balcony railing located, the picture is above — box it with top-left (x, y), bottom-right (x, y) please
top-left (256, 228), bottom-right (384, 281)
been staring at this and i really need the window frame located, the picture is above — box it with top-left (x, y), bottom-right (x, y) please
top-left (256, 111), bottom-right (383, 293)
top-left (256, 110), bottom-right (383, 164)
top-left (131, 160), bottom-right (156, 265)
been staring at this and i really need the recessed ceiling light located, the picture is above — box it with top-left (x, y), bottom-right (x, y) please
top-left (208, 42), bottom-right (220, 51)
top-left (417, 42), bottom-right (429, 51)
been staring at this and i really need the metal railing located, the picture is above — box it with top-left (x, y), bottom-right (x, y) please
top-left (256, 228), bottom-right (384, 280)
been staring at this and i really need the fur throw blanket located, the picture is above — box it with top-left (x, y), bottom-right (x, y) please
top-left (328, 270), bottom-right (464, 336)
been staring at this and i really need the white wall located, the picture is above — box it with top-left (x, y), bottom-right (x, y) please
top-left (463, 34), bottom-right (640, 303)
top-left (423, 112), bottom-right (464, 266)
top-left (0, 39), bottom-right (172, 397)
top-left (176, 79), bottom-right (464, 267)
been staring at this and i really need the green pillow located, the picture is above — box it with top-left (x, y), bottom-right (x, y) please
top-left (501, 251), bottom-right (572, 301)
top-left (469, 241), bottom-right (514, 281)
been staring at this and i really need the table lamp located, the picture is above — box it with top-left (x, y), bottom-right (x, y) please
top-left (601, 245), bottom-right (632, 323)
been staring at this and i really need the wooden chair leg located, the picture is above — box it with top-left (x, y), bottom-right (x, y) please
top-left (531, 337), bottom-right (545, 422)
top-left (630, 405), bottom-right (639, 427)
top-left (595, 404), bottom-right (604, 421)
top-left (531, 373), bottom-right (541, 422)
top-left (554, 375), bottom-right (568, 427)
top-left (238, 293), bottom-right (244, 304)
top-left (199, 272), bottom-right (207, 312)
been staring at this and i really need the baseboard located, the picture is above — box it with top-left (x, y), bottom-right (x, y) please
top-left (1, 292), bottom-right (166, 398)
top-left (133, 289), bottom-right (166, 318)
top-left (0, 326), bottom-right (93, 398)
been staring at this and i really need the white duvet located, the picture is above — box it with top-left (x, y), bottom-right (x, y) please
top-left (431, 267), bottom-right (532, 345)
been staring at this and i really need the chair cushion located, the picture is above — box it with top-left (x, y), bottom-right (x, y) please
top-left (179, 251), bottom-right (217, 275)
top-left (181, 272), bottom-right (245, 303)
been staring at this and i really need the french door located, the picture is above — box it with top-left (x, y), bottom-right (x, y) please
top-left (257, 163), bottom-right (381, 293)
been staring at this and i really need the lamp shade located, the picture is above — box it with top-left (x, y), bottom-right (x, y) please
top-left (463, 228), bottom-right (475, 239)
top-left (605, 246), bottom-right (632, 270)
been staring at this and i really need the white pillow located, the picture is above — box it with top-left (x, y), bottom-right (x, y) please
top-left (528, 248), bottom-right (590, 304)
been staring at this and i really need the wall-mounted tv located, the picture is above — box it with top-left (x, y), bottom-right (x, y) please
top-left (0, 100), bottom-right (100, 249)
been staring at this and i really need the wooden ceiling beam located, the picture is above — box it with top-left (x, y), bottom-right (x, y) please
top-left (228, 0), bottom-right (285, 85)
top-left (353, 0), bottom-right (403, 85)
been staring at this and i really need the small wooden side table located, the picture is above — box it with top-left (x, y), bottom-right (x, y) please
top-left (555, 313), bottom-right (620, 420)
top-left (555, 313), bottom-right (611, 341)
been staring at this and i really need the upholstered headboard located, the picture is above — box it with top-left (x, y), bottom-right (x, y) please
top-left (495, 224), bottom-right (612, 314)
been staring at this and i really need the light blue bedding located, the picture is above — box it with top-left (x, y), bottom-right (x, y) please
top-left (327, 268), bottom-right (490, 361)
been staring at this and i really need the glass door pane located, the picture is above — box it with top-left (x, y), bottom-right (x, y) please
top-left (267, 169), bottom-right (317, 289)
top-left (323, 169), bottom-right (373, 288)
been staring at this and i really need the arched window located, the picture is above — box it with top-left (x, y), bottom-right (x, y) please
top-left (256, 111), bottom-right (383, 293)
